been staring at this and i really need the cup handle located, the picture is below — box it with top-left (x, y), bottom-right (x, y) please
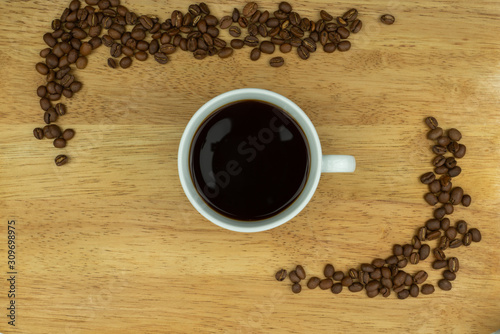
top-left (321, 155), bottom-right (356, 173)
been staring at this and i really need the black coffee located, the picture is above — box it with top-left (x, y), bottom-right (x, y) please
top-left (189, 99), bottom-right (310, 221)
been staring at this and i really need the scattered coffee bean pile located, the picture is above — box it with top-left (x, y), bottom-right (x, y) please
top-left (275, 117), bottom-right (482, 298)
top-left (33, 0), bottom-right (365, 165)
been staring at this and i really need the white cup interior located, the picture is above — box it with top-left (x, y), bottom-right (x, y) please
top-left (178, 88), bottom-right (322, 232)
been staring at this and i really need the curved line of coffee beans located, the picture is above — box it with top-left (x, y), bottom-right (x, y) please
top-left (275, 117), bottom-right (482, 298)
top-left (33, 0), bottom-right (369, 166)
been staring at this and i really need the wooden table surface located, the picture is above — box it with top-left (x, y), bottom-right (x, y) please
top-left (1, 0), bottom-right (499, 333)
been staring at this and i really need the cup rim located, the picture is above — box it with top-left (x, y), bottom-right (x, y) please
top-left (178, 88), bottom-right (322, 232)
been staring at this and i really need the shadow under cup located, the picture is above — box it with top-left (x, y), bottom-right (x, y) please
top-left (178, 89), bottom-right (324, 232)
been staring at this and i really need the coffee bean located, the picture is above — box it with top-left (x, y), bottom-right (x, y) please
top-left (320, 10), bottom-right (333, 21)
top-left (297, 45), bottom-right (309, 60)
top-left (434, 247), bottom-right (446, 260)
top-left (205, 14), bottom-right (218, 27)
top-left (380, 14), bottom-right (395, 25)
top-left (420, 172), bottom-right (435, 184)
top-left (337, 41), bottom-right (351, 52)
top-left (119, 56), bottom-right (132, 68)
top-left (420, 284), bottom-right (434, 295)
top-left (289, 270), bottom-right (300, 283)
top-left (396, 289), bottom-right (409, 299)
top-left (426, 230), bottom-right (441, 241)
top-left (55, 154), bottom-right (68, 166)
top-left (444, 203), bottom-right (454, 214)
top-left (445, 227), bottom-right (457, 241)
top-left (259, 41), bottom-right (275, 54)
top-left (341, 276), bottom-right (353, 287)
top-left (293, 265), bottom-right (305, 280)
top-left (244, 35), bottom-right (259, 47)
top-left (424, 117), bottom-right (438, 129)
top-left (432, 145), bottom-right (447, 155)
top-left (454, 144), bottom-right (466, 158)
top-left (439, 236), bottom-right (449, 250)
top-left (291, 283), bottom-right (301, 293)
top-left (433, 260), bottom-right (447, 269)
top-left (397, 258), bottom-right (408, 268)
top-left (319, 278), bottom-right (333, 290)
top-left (275, 269), bottom-right (287, 281)
top-left (280, 43), bottom-right (292, 53)
top-left (269, 57), bottom-right (284, 67)
top-left (425, 219), bottom-right (440, 231)
top-left (446, 128), bottom-right (461, 142)
top-left (463, 233), bottom-right (472, 246)
top-left (449, 239), bottom-right (462, 248)
top-left (434, 207), bottom-right (446, 219)
top-left (249, 48), bottom-right (261, 61)
top-left (447, 141), bottom-right (459, 154)
top-left (107, 57), bottom-right (117, 68)
top-left (348, 282), bottom-right (363, 292)
top-left (199, 2), bottom-right (210, 15)
top-left (438, 279), bottom-right (452, 291)
top-left (469, 228), bottom-right (481, 242)
top-left (323, 264), bottom-right (334, 278)
top-left (155, 52), bottom-right (170, 64)
top-left (370, 269), bottom-right (382, 280)
top-left (409, 252), bottom-right (419, 265)
top-left (443, 270), bottom-right (456, 281)
top-left (331, 283), bottom-right (343, 294)
top-left (33, 127), bottom-right (45, 140)
top-left (443, 157), bottom-right (456, 169)
top-left (243, 2), bottom-right (258, 17)
top-left (44, 108), bottom-right (58, 124)
top-left (61, 129), bottom-right (75, 141)
top-left (381, 277), bottom-right (393, 289)
top-left (305, 277), bottom-right (320, 289)
top-left (53, 138), bottom-right (66, 148)
top-left (407, 284), bottom-right (419, 297)
top-left (193, 49), bottom-right (207, 60)
top-left (321, 43), bottom-right (335, 53)
top-left (402, 244), bottom-right (412, 257)
top-left (447, 257), bottom-right (459, 273)
top-left (216, 47), bottom-right (232, 59)
top-left (448, 166), bottom-right (461, 177)
top-left (456, 220), bottom-right (467, 234)
top-left (413, 270), bottom-right (428, 285)
top-left (347, 268), bottom-right (358, 280)
top-left (427, 127), bottom-right (443, 140)
top-left (437, 136), bottom-right (451, 147)
top-left (230, 39), bottom-right (244, 49)
top-left (135, 51), bottom-right (148, 61)
top-left (461, 194), bottom-right (471, 207)
top-left (333, 271), bottom-right (344, 281)
top-left (386, 255), bottom-right (398, 265)
top-left (359, 263), bottom-right (374, 273)
top-left (393, 271), bottom-right (406, 286)
top-left (36, 62), bottom-right (50, 75)
top-left (438, 191), bottom-right (450, 204)
top-left (365, 280), bottom-right (381, 292)
top-left (435, 165), bottom-right (448, 175)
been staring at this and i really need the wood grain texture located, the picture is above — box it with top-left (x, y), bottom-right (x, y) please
top-left (1, 0), bottom-right (499, 333)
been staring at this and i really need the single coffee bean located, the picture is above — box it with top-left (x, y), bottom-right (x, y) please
top-left (36, 62), bottom-right (50, 75)
top-left (366, 289), bottom-right (379, 298)
top-left (218, 47), bottom-right (233, 58)
top-left (295, 265), bottom-right (306, 280)
top-left (434, 207), bottom-right (446, 219)
top-left (230, 39), bottom-right (244, 49)
top-left (44, 108), bottom-right (58, 124)
top-left (70, 81), bottom-right (82, 93)
top-left (62, 129), bottom-right (75, 140)
top-left (425, 117), bottom-right (438, 129)
top-left (448, 141), bottom-right (459, 154)
top-left (393, 271), bottom-right (406, 286)
top-left (386, 255), bottom-right (398, 265)
top-left (408, 284), bottom-right (419, 297)
top-left (444, 203), bottom-right (454, 214)
top-left (243, 2), bottom-right (258, 17)
top-left (389, 264), bottom-right (399, 277)
top-left (421, 284), bottom-right (435, 295)
top-left (427, 127), bottom-right (443, 140)
top-left (393, 244), bottom-right (402, 256)
top-left (428, 180), bottom-right (441, 194)
top-left (443, 270), bottom-right (456, 281)
top-left (244, 35), bottom-right (259, 47)
top-left (380, 287), bottom-right (391, 298)
top-left (323, 43), bottom-right (336, 53)
top-left (53, 138), bottom-right (67, 148)
top-left (437, 136), bottom-right (451, 147)
top-left (440, 174), bottom-right (451, 187)
top-left (331, 283), bottom-right (342, 294)
top-left (307, 277), bottom-right (320, 289)
top-left (297, 45), bottom-right (309, 60)
top-left (291, 283), bottom-right (301, 293)
top-left (370, 268), bottom-right (382, 280)
top-left (435, 165), bottom-right (448, 175)
top-left (447, 128), bottom-right (462, 141)
top-left (280, 43), bottom-right (292, 53)
top-left (341, 276), bottom-right (353, 287)
top-left (381, 267), bottom-right (391, 279)
top-left (461, 194), bottom-right (471, 207)
top-left (432, 145), bottom-right (447, 155)
top-left (319, 278), bottom-right (333, 290)
top-left (107, 58), bottom-right (117, 68)
top-left (360, 263), bottom-right (374, 273)
top-left (442, 182), bottom-right (452, 193)
top-left (434, 248), bottom-right (446, 260)
top-left (332, 271), bottom-right (344, 281)
top-left (397, 289), bottom-right (410, 299)
top-left (433, 260), bottom-right (447, 269)
top-left (135, 51), bottom-right (148, 61)
top-left (414, 270), bottom-right (428, 284)
top-left (454, 144), bottom-right (466, 158)
top-left (120, 56), bottom-right (132, 69)
top-left (427, 230), bottom-right (441, 241)
top-left (350, 19), bottom-right (362, 33)
top-left (438, 279), bottom-right (452, 291)
top-left (438, 191), bottom-right (450, 204)
top-left (449, 239), bottom-right (462, 248)
top-left (445, 227), bottom-right (457, 240)
top-left (275, 269), bottom-right (287, 281)
top-left (448, 166), bottom-right (461, 177)
top-left (269, 56), bottom-right (285, 67)
top-left (432, 155), bottom-right (446, 168)
top-left (463, 232), bottom-right (472, 246)
top-left (425, 219), bottom-right (440, 231)
top-left (397, 258), bottom-right (408, 268)
top-left (337, 40), bottom-right (351, 52)
top-left (409, 252), bottom-right (419, 265)
top-left (420, 172), bottom-right (435, 184)
top-left (445, 157), bottom-right (457, 169)
top-left (371, 258), bottom-right (385, 268)
top-left (260, 41), bottom-right (275, 54)
top-left (193, 50), bottom-right (207, 61)
top-left (238, 17), bottom-right (249, 28)
top-left (381, 277), bottom-right (393, 289)
top-left (448, 257), bottom-right (459, 273)
top-left (469, 228), bottom-right (481, 242)
top-left (54, 103), bottom-right (66, 116)
top-left (456, 220), bottom-right (467, 234)
top-left (380, 14), bottom-right (395, 25)
top-left (55, 154), bottom-right (68, 166)
top-left (324, 264), bottom-right (335, 278)
top-left (33, 128), bottom-right (44, 140)
top-left (348, 268), bottom-right (358, 279)
top-left (250, 48), bottom-right (261, 61)
top-left (289, 270), bottom-right (300, 283)
top-left (439, 236), bottom-right (449, 250)
top-left (229, 26), bottom-right (241, 38)
top-left (365, 280), bottom-right (381, 292)
top-left (402, 244), bottom-right (413, 257)
top-left (348, 282), bottom-right (363, 292)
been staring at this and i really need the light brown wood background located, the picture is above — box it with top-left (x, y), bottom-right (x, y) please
top-left (1, 0), bottom-right (499, 333)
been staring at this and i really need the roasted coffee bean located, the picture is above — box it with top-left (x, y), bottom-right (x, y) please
top-left (419, 284), bottom-right (434, 295)
top-left (438, 279), bottom-right (452, 291)
top-left (54, 103), bottom-right (66, 116)
top-left (249, 10), bottom-right (261, 24)
top-left (381, 277), bottom-right (393, 289)
top-left (434, 207), bottom-right (446, 219)
top-left (439, 236), bottom-right (449, 250)
top-left (454, 144), bottom-right (466, 158)
top-left (397, 258), bottom-right (408, 268)
top-left (435, 165), bottom-right (448, 175)
top-left (425, 219), bottom-right (441, 231)
top-left (341, 276), bottom-right (353, 286)
top-left (447, 128), bottom-right (462, 141)
top-left (380, 14), bottom-right (395, 25)
top-left (135, 51), bottom-right (148, 61)
top-left (438, 191), bottom-right (450, 204)
top-left (270, 36), bottom-right (285, 45)
top-left (408, 284), bottom-right (419, 297)
top-left (107, 57), bottom-right (117, 68)
top-left (260, 41), bottom-right (275, 54)
top-left (230, 39), bottom-right (244, 49)
top-left (434, 248), bottom-right (446, 261)
top-left (189, 4), bottom-right (201, 16)
top-left (218, 47), bottom-right (233, 58)
top-left (443, 203), bottom-right (453, 215)
top-left (288, 11), bottom-right (300, 26)
top-left (409, 252), bottom-right (419, 265)
top-left (420, 172), bottom-right (435, 184)
top-left (250, 47), bottom-right (261, 61)
top-left (433, 260), bottom-right (447, 269)
top-left (469, 228), bottom-right (481, 242)
top-left (389, 265), bottom-right (399, 277)
top-left (348, 268), bottom-right (358, 280)
top-left (319, 278), bottom-right (333, 290)
top-left (322, 43), bottom-right (336, 53)
top-left (448, 166), bottom-right (461, 177)
top-left (456, 220), bottom-right (467, 234)
top-left (413, 270), bottom-right (428, 285)
top-left (291, 283), bottom-right (301, 293)
top-left (386, 255), bottom-right (398, 265)
top-left (266, 18), bottom-right (280, 28)
top-left (119, 56), bottom-right (132, 68)
top-left (33, 127), bottom-right (44, 140)
top-left (381, 267), bottom-right (391, 279)
top-left (396, 289), bottom-right (409, 299)
top-left (295, 265), bottom-right (306, 280)
top-left (227, 26), bottom-right (242, 38)
top-left (427, 127), bottom-right (443, 140)
top-left (36, 62), bottom-right (50, 75)
top-left (160, 43), bottom-right (176, 54)
top-left (154, 52), bottom-right (169, 64)
top-left (289, 270), bottom-right (300, 283)
top-left (440, 174), bottom-right (451, 186)
top-left (319, 10), bottom-right (333, 21)
top-left (432, 145), bottom-right (447, 155)
top-left (277, 1), bottom-right (291, 13)
top-left (37, 85), bottom-right (48, 98)
top-left (269, 56), bottom-right (284, 67)
top-left (448, 257), bottom-right (459, 273)
top-left (429, 180), bottom-right (441, 193)
top-left (444, 157), bottom-right (457, 169)
top-left (44, 108), bottom-right (58, 124)
top-left (319, 30), bottom-right (329, 46)
top-left (419, 244), bottom-right (431, 261)
top-left (445, 227), bottom-right (457, 240)
top-left (448, 141), bottom-right (459, 154)
top-left (297, 45), bottom-right (309, 60)
top-left (418, 227), bottom-right (427, 241)
top-left (370, 258), bottom-right (384, 268)
top-left (425, 116), bottom-right (438, 129)
top-left (461, 194), bottom-right (471, 207)
top-left (336, 16), bottom-right (347, 26)
top-left (449, 239), bottom-right (462, 248)
top-left (370, 269), bottom-right (382, 280)
top-left (404, 274), bottom-right (413, 287)
top-left (243, 2), bottom-right (258, 17)
top-left (337, 41), bottom-right (351, 52)
top-left (280, 43), bottom-right (292, 53)
top-left (348, 282), bottom-right (363, 292)
top-left (402, 244), bottom-right (413, 257)
top-left (238, 17), bottom-right (249, 28)
top-left (53, 138), bottom-right (66, 148)
top-left (365, 280), bottom-right (381, 292)
top-left (307, 277), bottom-right (320, 289)
top-left (323, 264), bottom-right (334, 278)
top-left (359, 263), bottom-right (374, 273)
top-left (427, 230), bottom-right (441, 240)
top-left (199, 2), bottom-right (210, 14)
top-left (437, 135), bottom-right (451, 147)
top-left (331, 283), bottom-right (342, 294)
top-left (443, 270), bottom-right (456, 281)
top-left (366, 289), bottom-right (379, 298)
top-left (333, 271), bottom-right (344, 281)
top-left (40, 98), bottom-right (51, 111)
top-left (62, 129), bottom-right (75, 141)
top-left (205, 14), bottom-right (218, 27)
top-left (393, 271), bottom-right (407, 287)
top-left (463, 232), bottom-right (472, 246)
top-left (55, 154), bottom-right (68, 166)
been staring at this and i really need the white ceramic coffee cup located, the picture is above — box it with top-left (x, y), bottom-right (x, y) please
top-left (178, 88), bottom-right (355, 233)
